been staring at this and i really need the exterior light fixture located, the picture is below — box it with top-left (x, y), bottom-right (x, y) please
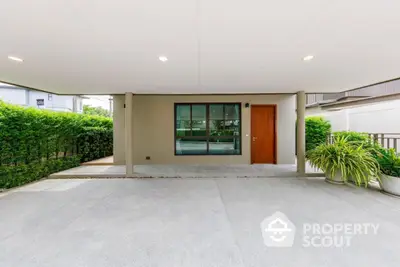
top-left (8, 56), bottom-right (24, 62)
top-left (303, 55), bottom-right (314, 61)
top-left (159, 56), bottom-right (168, 62)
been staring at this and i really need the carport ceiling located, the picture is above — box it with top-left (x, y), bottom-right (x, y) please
top-left (0, 0), bottom-right (400, 94)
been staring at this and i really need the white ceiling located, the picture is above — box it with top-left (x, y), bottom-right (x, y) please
top-left (0, 0), bottom-right (400, 94)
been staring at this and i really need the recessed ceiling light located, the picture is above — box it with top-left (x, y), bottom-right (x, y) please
top-left (303, 55), bottom-right (314, 61)
top-left (8, 56), bottom-right (24, 62)
top-left (159, 56), bottom-right (168, 62)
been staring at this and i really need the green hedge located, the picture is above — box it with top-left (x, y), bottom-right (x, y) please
top-left (305, 116), bottom-right (331, 151)
top-left (0, 101), bottom-right (113, 189)
top-left (78, 127), bottom-right (113, 162)
top-left (0, 101), bottom-right (112, 165)
top-left (0, 156), bottom-right (80, 189)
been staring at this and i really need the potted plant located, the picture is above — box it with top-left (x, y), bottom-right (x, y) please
top-left (307, 136), bottom-right (379, 185)
top-left (374, 148), bottom-right (400, 197)
top-left (347, 140), bottom-right (383, 186)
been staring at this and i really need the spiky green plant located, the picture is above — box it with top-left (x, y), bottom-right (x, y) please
top-left (306, 136), bottom-right (380, 186)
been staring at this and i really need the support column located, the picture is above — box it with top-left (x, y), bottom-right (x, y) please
top-left (113, 95), bottom-right (125, 165)
top-left (125, 92), bottom-right (134, 176)
top-left (296, 91), bottom-right (306, 175)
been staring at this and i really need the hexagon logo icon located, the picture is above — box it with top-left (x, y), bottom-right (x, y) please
top-left (260, 211), bottom-right (296, 247)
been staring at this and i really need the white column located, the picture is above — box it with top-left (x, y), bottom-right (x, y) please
top-left (125, 93), bottom-right (134, 176)
top-left (296, 91), bottom-right (306, 175)
top-left (72, 96), bottom-right (78, 112)
top-left (109, 96), bottom-right (113, 117)
top-left (113, 95), bottom-right (125, 165)
top-left (25, 89), bottom-right (30, 105)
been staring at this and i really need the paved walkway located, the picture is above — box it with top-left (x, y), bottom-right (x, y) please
top-left (1, 178), bottom-right (399, 266)
top-left (50, 164), bottom-right (321, 178)
top-left (81, 156), bottom-right (114, 166)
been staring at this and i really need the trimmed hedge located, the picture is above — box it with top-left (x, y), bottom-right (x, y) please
top-left (0, 101), bottom-right (113, 189)
top-left (0, 101), bottom-right (112, 165)
top-left (78, 127), bottom-right (113, 162)
top-left (0, 156), bottom-right (80, 189)
top-left (305, 116), bottom-right (331, 151)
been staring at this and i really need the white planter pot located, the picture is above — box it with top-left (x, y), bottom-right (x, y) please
top-left (325, 171), bottom-right (345, 185)
top-left (380, 174), bottom-right (400, 197)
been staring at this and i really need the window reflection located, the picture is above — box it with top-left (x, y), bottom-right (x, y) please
top-left (175, 103), bottom-right (241, 155)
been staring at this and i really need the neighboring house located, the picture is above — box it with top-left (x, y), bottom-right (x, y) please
top-left (0, 84), bottom-right (85, 113)
top-left (306, 79), bottom-right (400, 133)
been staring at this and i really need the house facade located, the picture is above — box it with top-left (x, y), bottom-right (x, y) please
top-left (0, 84), bottom-right (84, 113)
top-left (111, 92), bottom-right (306, 176)
top-left (112, 94), bottom-right (297, 166)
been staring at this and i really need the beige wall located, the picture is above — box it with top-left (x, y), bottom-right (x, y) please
top-left (114, 94), bottom-right (296, 165)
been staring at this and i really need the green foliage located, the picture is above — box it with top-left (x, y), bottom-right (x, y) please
top-left (332, 131), bottom-right (385, 160)
top-left (0, 101), bottom-right (113, 189)
top-left (83, 105), bottom-right (110, 117)
top-left (374, 148), bottom-right (400, 177)
top-left (78, 127), bottom-right (113, 162)
top-left (210, 129), bottom-right (236, 136)
top-left (333, 131), bottom-right (370, 144)
top-left (307, 136), bottom-right (379, 186)
top-left (305, 116), bottom-right (331, 151)
top-left (0, 156), bottom-right (80, 189)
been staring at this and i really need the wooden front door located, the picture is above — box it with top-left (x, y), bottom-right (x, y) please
top-left (251, 105), bottom-right (276, 164)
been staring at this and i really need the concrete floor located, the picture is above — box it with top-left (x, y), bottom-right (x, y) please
top-left (50, 163), bottom-right (320, 178)
top-left (1, 177), bottom-right (399, 267)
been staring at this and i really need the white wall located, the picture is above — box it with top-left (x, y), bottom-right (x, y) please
top-left (306, 99), bottom-right (400, 133)
top-left (0, 88), bottom-right (26, 105)
top-left (30, 91), bottom-right (77, 112)
top-left (50, 95), bottom-right (75, 112)
top-left (114, 94), bottom-right (296, 165)
top-left (28, 91), bottom-right (50, 109)
top-left (348, 101), bottom-right (400, 133)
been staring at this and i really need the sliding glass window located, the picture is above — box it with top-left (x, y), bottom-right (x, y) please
top-left (175, 103), bottom-right (241, 155)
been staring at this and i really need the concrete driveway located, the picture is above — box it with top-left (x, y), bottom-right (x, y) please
top-left (1, 177), bottom-right (399, 267)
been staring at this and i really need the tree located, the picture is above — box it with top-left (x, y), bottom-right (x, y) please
top-left (83, 105), bottom-right (110, 117)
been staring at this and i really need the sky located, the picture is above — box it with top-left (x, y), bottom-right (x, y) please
top-left (83, 95), bottom-right (111, 111)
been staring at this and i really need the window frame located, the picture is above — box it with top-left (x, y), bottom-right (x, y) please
top-left (174, 102), bottom-right (242, 156)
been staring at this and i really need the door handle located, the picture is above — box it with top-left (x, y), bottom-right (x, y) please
top-left (252, 137), bottom-right (257, 142)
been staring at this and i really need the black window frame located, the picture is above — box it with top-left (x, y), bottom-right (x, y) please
top-left (174, 103), bottom-right (242, 156)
